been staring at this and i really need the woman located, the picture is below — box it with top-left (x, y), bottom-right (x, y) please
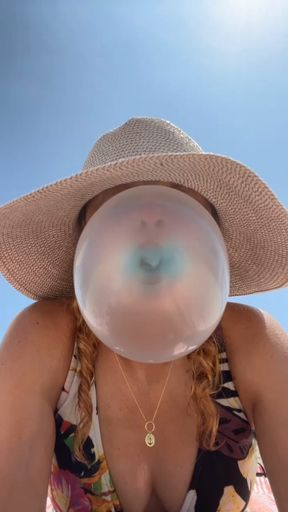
top-left (0, 117), bottom-right (287, 512)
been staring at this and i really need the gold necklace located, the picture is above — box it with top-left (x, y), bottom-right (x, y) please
top-left (114, 352), bottom-right (174, 447)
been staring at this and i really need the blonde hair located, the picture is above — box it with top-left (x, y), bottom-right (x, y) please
top-left (72, 182), bottom-right (223, 464)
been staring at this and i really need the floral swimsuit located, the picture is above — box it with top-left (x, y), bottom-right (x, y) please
top-left (47, 324), bottom-right (262, 512)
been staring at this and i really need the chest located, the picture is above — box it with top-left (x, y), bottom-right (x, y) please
top-left (95, 364), bottom-right (199, 512)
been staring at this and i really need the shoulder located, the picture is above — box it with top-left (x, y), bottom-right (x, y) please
top-left (25, 296), bottom-right (76, 335)
top-left (221, 301), bottom-right (288, 427)
top-left (221, 301), bottom-right (267, 347)
top-left (1, 296), bottom-right (77, 410)
top-left (222, 300), bottom-right (286, 355)
top-left (6, 296), bottom-right (77, 357)
top-left (4, 295), bottom-right (76, 330)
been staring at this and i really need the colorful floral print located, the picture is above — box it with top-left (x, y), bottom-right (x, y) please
top-left (47, 324), bottom-right (275, 511)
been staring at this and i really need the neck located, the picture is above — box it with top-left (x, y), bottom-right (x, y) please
top-left (117, 353), bottom-right (173, 386)
top-left (98, 342), bottom-right (188, 387)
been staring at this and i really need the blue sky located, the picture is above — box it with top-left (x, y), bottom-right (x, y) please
top-left (0, 0), bottom-right (287, 340)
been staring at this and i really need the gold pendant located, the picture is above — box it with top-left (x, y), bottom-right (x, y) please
top-left (145, 421), bottom-right (156, 447)
top-left (145, 432), bottom-right (155, 447)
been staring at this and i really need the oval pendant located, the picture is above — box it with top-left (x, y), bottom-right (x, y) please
top-left (145, 432), bottom-right (155, 447)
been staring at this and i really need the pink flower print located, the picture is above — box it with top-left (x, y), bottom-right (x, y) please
top-left (50, 469), bottom-right (91, 512)
top-left (248, 474), bottom-right (278, 511)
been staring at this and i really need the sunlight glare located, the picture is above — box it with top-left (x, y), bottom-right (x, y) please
top-left (201, 0), bottom-right (288, 58)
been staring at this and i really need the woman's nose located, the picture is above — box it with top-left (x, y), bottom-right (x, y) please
top-left (140, 218), bottom-right (165, 230)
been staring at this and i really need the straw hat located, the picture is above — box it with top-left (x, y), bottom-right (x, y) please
top-left (0, 117), bottom-right (287, 300)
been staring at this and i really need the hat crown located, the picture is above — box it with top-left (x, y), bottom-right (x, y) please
top-left (82, 117), bottom-right (203, 171)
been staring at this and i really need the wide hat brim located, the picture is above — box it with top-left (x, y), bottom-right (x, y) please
top-left (0, 152), bottom-right (287, 300)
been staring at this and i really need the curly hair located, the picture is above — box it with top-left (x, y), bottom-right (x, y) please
top-left (69, 297), bottom-right (223, 464)
top-left (71, 181), bottom-right (223, 464)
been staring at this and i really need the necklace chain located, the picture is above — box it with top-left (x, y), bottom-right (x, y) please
top-left (112, 334), bottom-right (219, 446)
top-left (114, 352), bottom-right (173, 446)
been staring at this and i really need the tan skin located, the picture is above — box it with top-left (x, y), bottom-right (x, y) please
top-left (0, 181), bottom-right (287, 511)
top-left (82, 181), bottom-right (288, 511)
top-left (85, 181), bottom-right (224, 511)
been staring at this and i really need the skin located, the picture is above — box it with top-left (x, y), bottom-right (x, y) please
top-left (82, 180), bottom-right (288, 510)
top-left (0, 182), bottom-right (287, 511)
